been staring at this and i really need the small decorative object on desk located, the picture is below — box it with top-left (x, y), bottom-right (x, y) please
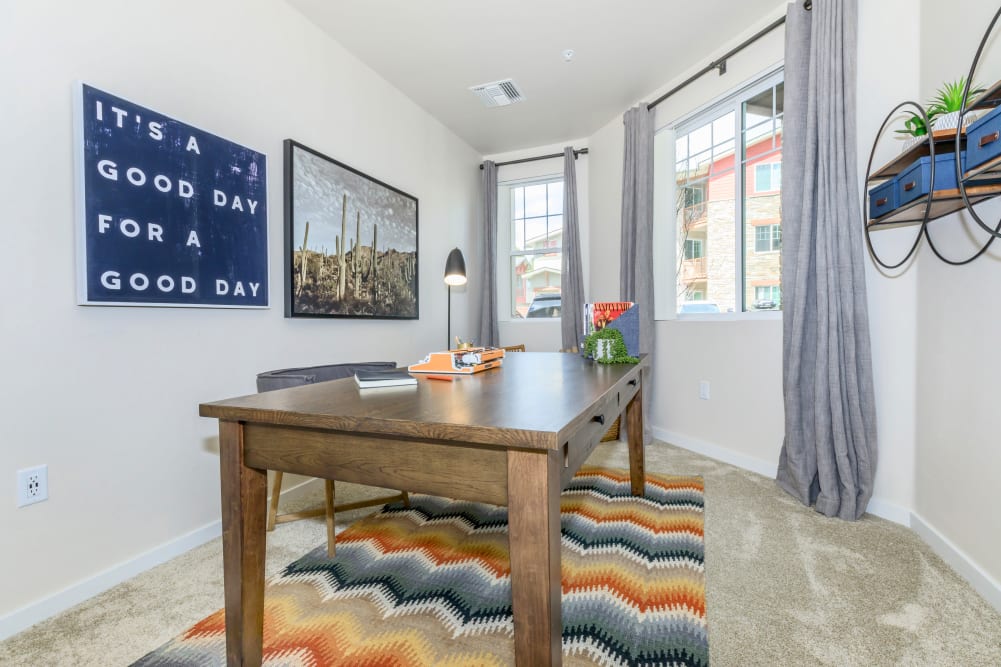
top-left (354, 369), bottom-right (417, 388)
top-left (409, 347), bottom-right (504, 374)
top-left (582, 301), bottom-right (640, 357)
top-left (583, 328), bottom-right (639, 364)
top-left (453, 336), bottom-right (475, 350)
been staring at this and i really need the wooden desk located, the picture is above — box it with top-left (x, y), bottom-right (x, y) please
top-left (200, 352), bottom-right (647, 666)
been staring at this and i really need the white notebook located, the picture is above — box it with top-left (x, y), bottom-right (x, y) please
top-left (354, 369), bottom-right (418, 388)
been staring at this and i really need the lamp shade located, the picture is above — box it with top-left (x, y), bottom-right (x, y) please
top-left (443, 247), bottom-right (467, 286)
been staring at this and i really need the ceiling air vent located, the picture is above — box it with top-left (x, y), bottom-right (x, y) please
top-left (469, 79), bottom-right (525, 107)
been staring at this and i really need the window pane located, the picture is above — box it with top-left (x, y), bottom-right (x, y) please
top-left (514, 219), bottom-right (526, 251)
top-left (547, 215), bottom-right (563, 247)
top-left (547, 181), bottom-right (564, 215)
top-left (513, 188), bottom-right (524, 219)
top-left (675, 110), bottom-right (737, 314)
top-left (511, 254), bottom-right (562, 318)
top-left (743, 81), bottom-right (783, 312)
top-left (524, 218), bottom-right (546, 247)
top-left (524, 184), bottom-right (547, 217)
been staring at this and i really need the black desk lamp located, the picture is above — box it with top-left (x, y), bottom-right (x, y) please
top-left (444, 247), bottom-right (467, 350)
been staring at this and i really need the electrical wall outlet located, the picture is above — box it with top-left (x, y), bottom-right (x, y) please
top-left (17, 465), bottom-right (48, 507)
top-left (699, 381), bottom-right (711, 400)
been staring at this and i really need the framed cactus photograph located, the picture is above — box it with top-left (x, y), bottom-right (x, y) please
top-left (283, 140), bottom-right (418, 319)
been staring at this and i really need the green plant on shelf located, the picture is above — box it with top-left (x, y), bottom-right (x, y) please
top-left (583, 328), bottom-right (639, 364)
top-left (895, 114), bottom-right (929, 138)
top-left (895, 76), bottom-right (985, 138)
top-left (927, 77), bottom-right (985, 118)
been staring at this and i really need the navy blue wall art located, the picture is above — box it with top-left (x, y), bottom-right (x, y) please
top-left (76, 84), bottom-right (268, 307)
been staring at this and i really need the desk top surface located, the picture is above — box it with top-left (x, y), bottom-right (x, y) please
top-left (200, 353), bottom-right (646, 450)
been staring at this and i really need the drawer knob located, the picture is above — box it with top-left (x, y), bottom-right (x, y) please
top-left (628, 378), bottom-right (638, 386)
top-left (592, 414), bottom-right (606, 425)
top-left (903, 181), bottom-right (916, 192)
top-left (875, 197), bottom-right (888, 206)
top-left (980, 131), bottom-right (999, 148)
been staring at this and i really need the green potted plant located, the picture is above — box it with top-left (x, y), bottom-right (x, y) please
top-left (928, 76), bottom-right (985, 131)
top-left (583, 328), bottom-right (639, 364)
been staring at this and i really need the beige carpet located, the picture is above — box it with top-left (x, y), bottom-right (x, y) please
top-left (2, 441), bottom-right (1000, 666)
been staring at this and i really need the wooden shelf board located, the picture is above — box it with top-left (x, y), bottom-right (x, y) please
top-left (969, 78), bottom-right (1001, 111)
top-left (964, 153), bottom-right (1001, 182)
top-left (870, 128), bottom-right (964, 181)
top-left (868, 185), bottom-right (1001, 229)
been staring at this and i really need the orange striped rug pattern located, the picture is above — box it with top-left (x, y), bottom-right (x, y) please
top-left (134, 466), bottom-right (706, 666)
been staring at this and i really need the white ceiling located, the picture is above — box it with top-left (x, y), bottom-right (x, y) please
top-left (286, 0), bottom-right (782, 155)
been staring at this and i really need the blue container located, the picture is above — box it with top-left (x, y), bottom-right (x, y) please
top-left (896, 151), bottom-right (966, 206)
top-left (868, 178), bottom-right (898, 219)
top-left (966, 105), bottom-right (1001, 171)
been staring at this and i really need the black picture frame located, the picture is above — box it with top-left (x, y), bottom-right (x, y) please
top-left (283, 139), bottom-right (419, 319)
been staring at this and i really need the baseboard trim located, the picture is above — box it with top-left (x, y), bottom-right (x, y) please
top-left (651, 426), bottom-right (777, 478)
top-left (911, 512), bottom-right (1001, 614)
top-left (0, 477), bottom-right (321, 641)
top-left (651, 426), bottom-right (911, 526)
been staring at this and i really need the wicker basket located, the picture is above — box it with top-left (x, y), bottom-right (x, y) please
top-left (600, 415), bottom-right (622, 442)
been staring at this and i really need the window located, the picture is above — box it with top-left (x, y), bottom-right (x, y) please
top-left (509, 179), bottom-right (563, 318)
top-left (672, 72), bottom-right (783, 314)
top-left (753, 285), bottom-right (781, 310)
top-left (754, 224), bottom-right (781, 253)
top-left (755, 162), bottom-right (781, 192)
top-left (684, 238), bottom-right (704, 259)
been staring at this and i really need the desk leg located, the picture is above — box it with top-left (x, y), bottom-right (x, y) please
top-left (219, 420), bottom-right (267, 667)
top-left (507, 449), bottom-right (562, 666)
top-left (626, 380), bottom-right (645, 496)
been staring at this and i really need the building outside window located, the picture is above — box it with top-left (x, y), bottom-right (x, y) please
top-left (509, 178), bottom-right (563, 318)
top-left (673, 71), bottom-right (783, 313)
top-left (754, 223), bottom-right (781, 253)
top-left (754, 162), bottom-right (781, 192)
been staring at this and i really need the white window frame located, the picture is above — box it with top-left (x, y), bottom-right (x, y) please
top-left (754, 223), bottom-right (781, 253)
top-left (754, 162), bottom-right (782, 193)
top-left (663, 67), bottom-right (784, 321)
top-left (497, 173), bottom-right (565, 322)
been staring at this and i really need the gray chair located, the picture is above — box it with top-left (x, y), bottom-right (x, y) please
top-left (256, 362), bottom-right (410, 556)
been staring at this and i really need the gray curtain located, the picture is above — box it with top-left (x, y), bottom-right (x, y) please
top-left (561, 148), bottom-right (585, 351)
top-left (620, 105), bottom-right (655, 443)
top-left (478, 161), bottom-right (499, 348)
top-left (776, 0), bottom-right (877, 521)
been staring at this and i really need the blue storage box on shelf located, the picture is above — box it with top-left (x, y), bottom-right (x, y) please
top-left (965, 105), bottom-right (1001, 171)
top-left (868, 177), bottom-right (898, 219)
top-left (896, 150), bottom-right (966, 206)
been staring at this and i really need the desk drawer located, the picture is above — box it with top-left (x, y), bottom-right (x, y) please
top-left (559, 374), bottom-right (641, 487)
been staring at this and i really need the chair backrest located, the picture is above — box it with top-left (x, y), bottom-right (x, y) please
top-left (502, 344), bottom-right (526, 352)
top-left (256, 361), bottom-right (397, 392)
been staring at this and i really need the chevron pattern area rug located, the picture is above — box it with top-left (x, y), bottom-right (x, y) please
top-left (134, 467), bottom-right (707, 666)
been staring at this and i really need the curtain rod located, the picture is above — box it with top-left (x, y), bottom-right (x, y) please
top-left (480, 147), bottom-right (588, 170)
top-left (647, 1), bottom-right (809, 112)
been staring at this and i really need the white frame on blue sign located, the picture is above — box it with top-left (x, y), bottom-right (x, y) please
top-left (74, 83), bottom-right (270, 308)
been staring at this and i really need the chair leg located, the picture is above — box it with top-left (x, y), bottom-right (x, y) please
top-left (324, 479), bottom-right (336, 557)
top-left (402, 491), bottom-right (410, 508)
top-left (267, 471), bottom-right (283, 532)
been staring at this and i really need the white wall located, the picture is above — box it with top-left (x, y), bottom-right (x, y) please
top-left (484, 140), bottom-right (590, 352)
top-left (587, 6), bottom-right (789, 473)
top-left (913, 0), bottom-right (1001, 592)
top-left (0, 0), bottom-right (480, 630)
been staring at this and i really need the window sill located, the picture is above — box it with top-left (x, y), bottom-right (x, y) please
top-left (661, 310), bottom-right (782, 322)
top-left (502, 317), bottom-right (562, 324)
